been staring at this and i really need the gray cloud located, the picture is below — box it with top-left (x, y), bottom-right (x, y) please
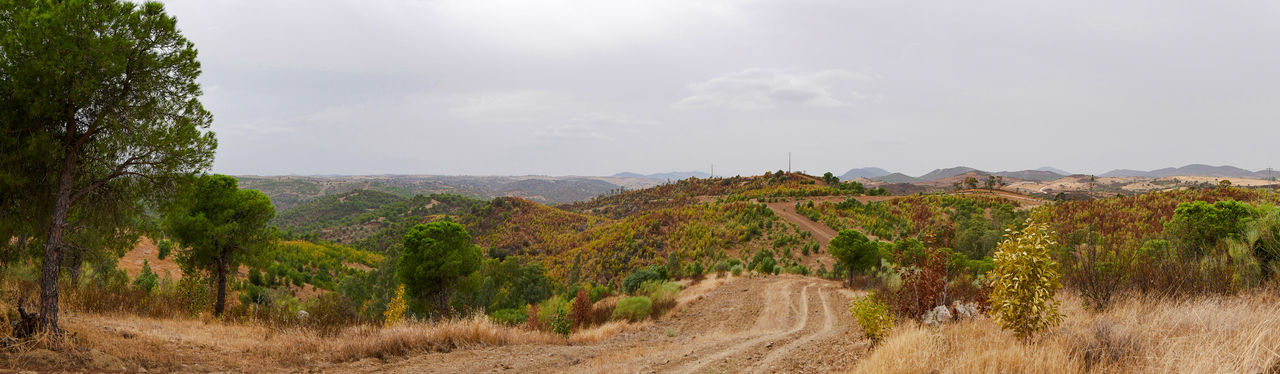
top-left (156, 0), bottom-right (1280, 177)
top-left (674, 68), bottom-right (875, 110)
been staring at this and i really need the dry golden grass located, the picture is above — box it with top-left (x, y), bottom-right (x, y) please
top-left (45, 310), bottom-right (647, 370)
top-left (853, 291), bottom-right (1280, 374)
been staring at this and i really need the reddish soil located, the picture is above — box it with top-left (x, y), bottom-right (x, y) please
top-left (118, 237), bottom-right (184, 280)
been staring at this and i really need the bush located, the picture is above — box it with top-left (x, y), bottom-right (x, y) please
top-left (549, 307), bottom-right (571, 338)
top-left (613, 296), bottom-right (653, 321)
top-left (132, 260), bottom-right (159, 294)
top-left (570, 289), bottom-right (593, 327)
top-left (623, 267), bottom-right (665, 294)
top-left (305, 292), bottom-right (359, 336)
top-left (849, 292), bottom-right (895, 345)
top-left (683, 262), bottom-right (705, 279)
top-left (989, 219), bottom-right (1064, 341)
top-left (1066, 243), bottom-right (1129, 310)
top-left (638, 280), bottom-right (681, 316)
top-left (588, 283), bottom-right (612, 302)
top-left (489, 308), bottom-right (527, 325)
top-left (536, 295), bottom-right (569, 328)
top-left (890, 246), bottom-right (948, 319)
top-left (730, 264), bottom-right (744, 276)
top-left (175, 275), bottom-right (211, 318)
top-left (384, 284), bottom-right (408, 327)
top-left (712, 260), bottom-right (731, 275)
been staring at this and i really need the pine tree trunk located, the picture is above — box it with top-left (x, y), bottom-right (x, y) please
top-left (38, 147), bottom-right (78, 334)
top-left (214, 250), bottom-right (229, 316)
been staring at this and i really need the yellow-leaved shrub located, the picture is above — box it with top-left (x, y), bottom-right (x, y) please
top-left (989, 218), bottom-right (1063, 341)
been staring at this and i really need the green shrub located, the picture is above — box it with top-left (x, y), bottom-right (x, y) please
top-left (623, 268), bottom-right (665, 294)
top-left (989, 219), bottom-right (1064, 341)
top-left (683, 262), bottom-right (705, 278)
top-left (612, 296), bottom-right (653, 321)
top-left (849, 292), bottom-right (895, 345)
top-left (489, 308), bottom-right (528, 325)
top-left (536, 295), bottom-right (569, 327)
top-left (730, 265), bottom-right (744, 276)
top-left (156, 238), bottom-right (173, 260)
top-left (132, 260), bottom-right (159, 294)
top-left (713, 260), bottom-right (731, 275)
top-left (588, 284), bottom-right (612, 302)
top-left (549, 306), bottom-right (571, 338)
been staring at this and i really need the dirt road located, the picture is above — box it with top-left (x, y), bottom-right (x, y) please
top-left (341, 275), bottom-right (867, 373)
top-left (765, 200), bottom-right (839, 253)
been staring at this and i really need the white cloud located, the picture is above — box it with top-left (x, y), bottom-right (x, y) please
top-left (673, 68), bottom-right (876, 110)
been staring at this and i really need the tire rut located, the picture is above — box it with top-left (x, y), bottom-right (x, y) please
top-left (672, 280), bottom-right (813, 374)
top-left (745, 285), bottom-right (838, 373)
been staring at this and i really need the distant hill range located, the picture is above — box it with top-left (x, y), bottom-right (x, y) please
top-left (613, 171), bottom-right (711, 180)
top-left (844, 166), bottom-right (1071, 183)
top-left (1100, 164), bottom-right (1277, 179)
top-left (839, 163), bottom-right (1273, 184)
top-left (237, 174), bottom-right (659, 211)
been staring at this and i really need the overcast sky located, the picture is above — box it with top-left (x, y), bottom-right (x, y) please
top-left (158, 0), bottom-right (1280, 177)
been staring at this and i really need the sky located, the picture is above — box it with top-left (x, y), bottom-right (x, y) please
top-left (157, 0), bottom-right (1280, 177)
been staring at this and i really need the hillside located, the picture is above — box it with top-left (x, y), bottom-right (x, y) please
top-left (270, 172), bottom-right (855, 285)
top-left (237, 175), bottom-right (647, 211)
top-left (275, 190), bottom-right (486, 245)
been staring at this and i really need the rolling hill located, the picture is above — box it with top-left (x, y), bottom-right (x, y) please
top-left (838, 167), bottom-right (892, 180)
top-left (1100, 164), bottom-right (1272, 178)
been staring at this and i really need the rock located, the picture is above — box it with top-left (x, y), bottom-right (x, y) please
top-left (952, 301), bottom-right (979, 320)
top-left (296, 310), bottom-right (310, 320)
top-left (922, 305), bottom-right (952, 327)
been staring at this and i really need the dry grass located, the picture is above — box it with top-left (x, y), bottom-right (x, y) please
top-left (853, 291), bottom-right (1280, 373)
top-left (31, 309), bottom-right (649, 371)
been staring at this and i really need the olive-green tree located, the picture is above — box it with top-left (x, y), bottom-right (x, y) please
top-left (0, 0), bottom-right (216, 332)
top-left (166, 175), bottom-right (274, 316)
top-left (828, 230), bottom-right (882, 287)
top-left (396, 221), bottom-right (482, 317)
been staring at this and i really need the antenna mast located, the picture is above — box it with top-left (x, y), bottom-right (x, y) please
top-left (788, 152), bottom-right (791, 173)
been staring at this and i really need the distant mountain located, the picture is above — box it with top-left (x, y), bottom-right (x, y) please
top-left (872, 172), bottom-right (920, 183)
top-left (994, 169), bottom-right (1065, 182)
top-left (1148, 164), bottom-right (1260, 178)
top-left (1100, 164), bottom-right (1266, 179)
top-left (1036, 166), bottom-right (1073, 175)
top-left (613, 171), bottom-right (711, 180)
top-left (1099, 169), bottom-right (1150, 178)
top-left (918, 166), bottom-right (983, 181)
top-left (839, 167), bottom-right (892, 181)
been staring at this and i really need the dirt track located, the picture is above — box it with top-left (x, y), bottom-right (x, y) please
top-left (340, 275), bottom-right (866, 373)
top-left (765, 200), bottom-right (839, 254)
